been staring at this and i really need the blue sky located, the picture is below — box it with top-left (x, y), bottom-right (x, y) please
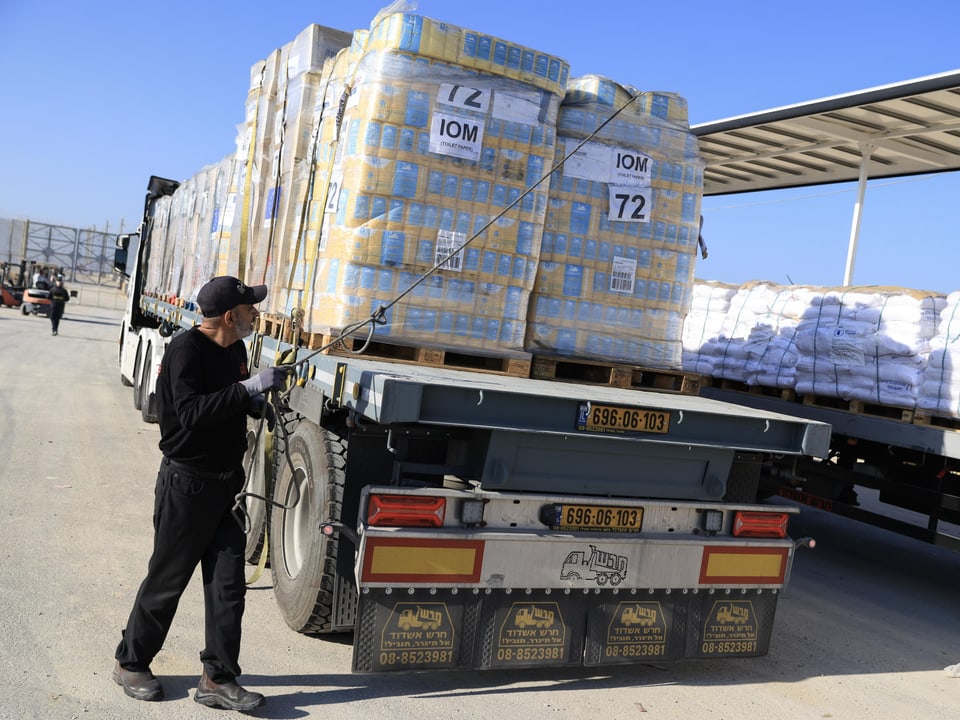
top-left (1, 0), bottom-right (958, 293)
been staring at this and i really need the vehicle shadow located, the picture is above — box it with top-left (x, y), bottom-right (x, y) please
top-left (226, 503), bottom-right (960, 719)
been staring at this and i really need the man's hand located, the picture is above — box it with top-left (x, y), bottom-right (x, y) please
top-left (239, 366), bottom-right (287, 396)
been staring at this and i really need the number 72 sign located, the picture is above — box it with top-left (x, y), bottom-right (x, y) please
top-left (608, 185), bottom-right (652, 223)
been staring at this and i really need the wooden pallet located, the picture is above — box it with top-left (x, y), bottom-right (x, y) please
top-left (912, 411), bottom-right (960, 432)
top-left (703, 378), bottom-right (798, 402)
top-left (799, 393), bottom-right (915, 423)
top-left (257, 314), bottom-right (299, 344)
top-left (530, 356), bottom-right (701, 395)
top-left (303, 330), bottom-right (532, 378)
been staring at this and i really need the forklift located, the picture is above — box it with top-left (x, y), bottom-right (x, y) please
top-left (18, 261), bottom-right (63, 317)
top-left (0, 260), bottom-right (26, 308)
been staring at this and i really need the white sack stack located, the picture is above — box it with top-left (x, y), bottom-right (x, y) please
top-left (681, 281), bottom-right (736, 375)
top-left (682, 282), bottom-right (805, 385)
top-left (919, 290), bottom-right (960, 418)
top-left (794, 288), bottom-right (944, 409)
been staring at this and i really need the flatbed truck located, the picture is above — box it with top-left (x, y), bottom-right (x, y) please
top-left (111, 6), bottom-right (834, 672)
top-left (115, 176), bottom-right (829, 672)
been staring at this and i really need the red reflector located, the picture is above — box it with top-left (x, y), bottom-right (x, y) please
top-left (367, 495), bottom-right (446, 528)
top-left (732, 511), bottom-right (789, 538)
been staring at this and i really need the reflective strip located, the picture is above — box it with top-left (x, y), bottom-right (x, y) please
top-left (699, 546), bottom-right (788, 584)
top-left (361, 537), bottom-right (484, 583)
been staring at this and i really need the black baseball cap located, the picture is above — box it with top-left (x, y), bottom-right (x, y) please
top-left (197, 276), bottom-right (267, 317)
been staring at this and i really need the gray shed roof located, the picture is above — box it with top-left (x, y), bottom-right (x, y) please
top-left (692, 70), bottom-right (960, 197)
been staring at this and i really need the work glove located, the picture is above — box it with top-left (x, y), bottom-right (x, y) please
top-left (239, 366), bottom-right (286, 396)
top-left (249, 394), bottom-right (276, 431)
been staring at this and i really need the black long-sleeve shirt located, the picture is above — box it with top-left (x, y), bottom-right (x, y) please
top-left (49, 285), bottom-right (70, 306)
top-left (157, 327), bottom-right (252, 471)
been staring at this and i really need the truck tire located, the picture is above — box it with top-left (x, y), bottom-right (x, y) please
top-left (132, 343), bottom-right (144, 410)
top-left (242, 421), bottom-right (273, 563)
top-left (139, 350), bottom-right (157, 423)
top-left (269, 420), bottom-right (346, 634)
top-left (119, 327), bottom-right (133, 387)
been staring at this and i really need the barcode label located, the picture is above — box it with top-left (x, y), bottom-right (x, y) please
top-left (610, 256), bottom-right (637, 294)
top-left (436, 230), bottom-right (465, 272)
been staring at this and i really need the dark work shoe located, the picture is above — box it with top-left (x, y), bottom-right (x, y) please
top-left (194, 671), bottom-right (265, 711)
top-left (113, 661), bottom-right (163, 701)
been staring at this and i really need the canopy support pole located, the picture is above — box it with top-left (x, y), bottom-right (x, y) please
top-left (842, 143), bottom-right (876, 286)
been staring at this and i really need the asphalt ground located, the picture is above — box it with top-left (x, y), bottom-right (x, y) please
top-left (1, 299), bottom-right (959, 720)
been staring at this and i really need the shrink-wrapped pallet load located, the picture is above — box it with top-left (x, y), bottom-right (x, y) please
top-left (794, 287), bottom-right (944, 409)
top-left (688, 282), bottom-right (812, 387)
top-left (275, 33), bottom-right (369, 318)
top-left (918, 290), bottom-right (960, 417)
top-left (681, 280), bottom-right (737, 375)
top-left (231, 24), bottom-right (353, 304)
top-left (142, 193), bottom-right (173, 298)
top-left (527, 75), bottom-right (704, 368)
top-left (184, 157), bottom-right (237, 304)
top-left (743, 286), bottom-right (815, 388)
top-left (165, 170), bottom-right (215, 300)
top-left (299, 10), bottom-right (569, 353)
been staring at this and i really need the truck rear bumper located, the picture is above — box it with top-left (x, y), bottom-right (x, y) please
top-left (353, 525), bottom-right (794, 671)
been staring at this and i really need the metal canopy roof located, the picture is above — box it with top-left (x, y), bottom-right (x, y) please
top-left (692, 69), bottom-right (960, 197)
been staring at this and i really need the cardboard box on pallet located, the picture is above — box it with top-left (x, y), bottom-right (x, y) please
top-left (143, 193), bottom-right (172, 298)
top-left (527, 75), bottom-right (704, 368)
top-left (273, 38), bottom-right (364, 318)
top-left (209, 155), bottom-right (238, 283)
top-left (233, 24), bottom-right (352, 299)
top-left (182, 156), bottom-right (236, 305)
top-left (300, 10), bottom-right (568, 354)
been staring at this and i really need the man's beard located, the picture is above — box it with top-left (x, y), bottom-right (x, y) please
top-left (235, 318), bottom-right (254, 339)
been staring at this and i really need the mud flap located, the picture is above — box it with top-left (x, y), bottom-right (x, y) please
top-left (353, 587), bottom-right (780, 672)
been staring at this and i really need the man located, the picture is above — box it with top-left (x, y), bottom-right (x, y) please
top-left (48, 277), bottom-right (69, 335)
top-left (33, 267), bottom-right (50, 289)
top-left (114, 276), bottom-right (285, 711)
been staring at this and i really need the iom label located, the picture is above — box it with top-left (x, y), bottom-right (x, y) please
top-left (430, 111), bottom-right (484, 161)
top-left (562, 141), bottom-right (652, 186)
top-left (610, 148), bottom-right (651, 185)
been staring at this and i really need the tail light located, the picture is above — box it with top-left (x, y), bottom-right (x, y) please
top-left (732, 511), bottom-right (789, 538)
top-left (367, 494), bottom-right (446, 528)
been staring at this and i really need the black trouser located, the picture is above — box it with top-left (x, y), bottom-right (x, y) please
top-left (115, 458), bottom-right (247, 683)
top-left (50, 303), bottom-right (64, 332)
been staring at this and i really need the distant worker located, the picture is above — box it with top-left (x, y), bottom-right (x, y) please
top-left (113, 276), bottom-right (286, 711)
top-left (48, 277), bottom-right (69, 335)
top-left (33, 268), bottom-right (51, 290)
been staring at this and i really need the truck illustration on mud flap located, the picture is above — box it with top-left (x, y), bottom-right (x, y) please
top-left (716, 604), bottom-right (749, 625)
top-left (515, 606), bottom-right (555, 629)
top-left (398, 606), bottom-right (442, 630)
top-left (621, 605), bottom-right (657, 627)
top-left (561, 545), bottom-right (628, 586)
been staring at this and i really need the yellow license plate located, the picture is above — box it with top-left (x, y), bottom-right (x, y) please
top-left (546, 504), bottom-right (644, 532)
top-left (576, 402), bottom-right (670, 435)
